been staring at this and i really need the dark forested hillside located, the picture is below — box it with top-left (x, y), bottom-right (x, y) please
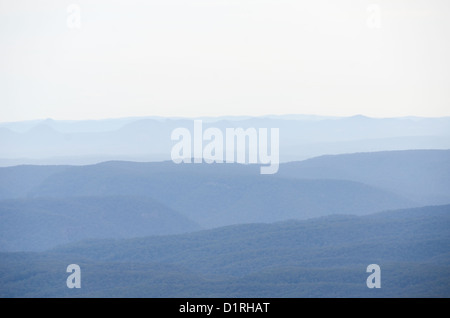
top-left (1, 204), bottom-right (449, 297)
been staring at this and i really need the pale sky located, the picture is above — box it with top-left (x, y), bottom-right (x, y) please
top-left (1, 0), bottom-right (449, 122)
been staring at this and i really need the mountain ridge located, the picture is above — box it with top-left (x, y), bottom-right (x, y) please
top-left (1, 204), bottom-right (448, 297)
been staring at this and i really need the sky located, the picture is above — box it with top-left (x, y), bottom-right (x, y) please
top-left (1, 0), bottom-right (449, 122)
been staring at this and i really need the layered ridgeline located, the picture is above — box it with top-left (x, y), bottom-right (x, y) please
top-left (279, 149), bottom-right (450, 205)
top-left (1, 115), bottom-right (450, 165)
top-left (1, 149), bottom-right (450, 251)
top-left (0, 149), bottom-right (449, 297)
top-left (0, 196), bottom-right (200, 252)
top-left (0, 204), bottom-right (449, 297)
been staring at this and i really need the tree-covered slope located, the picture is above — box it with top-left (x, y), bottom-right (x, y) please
top-left (1, 204), bottom-right (448, 297)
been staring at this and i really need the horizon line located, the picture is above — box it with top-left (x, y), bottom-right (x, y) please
top-left (2, 113), bottom-right (450, 125)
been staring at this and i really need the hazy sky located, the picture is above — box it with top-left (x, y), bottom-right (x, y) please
top-left (1, 0), bottom-right (449, 122)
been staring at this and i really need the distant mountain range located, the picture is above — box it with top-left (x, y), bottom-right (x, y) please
top-left (279, 149), bottom-right (450, 205)
top-left (0, 149), bottom-right (449, 251)
top-left (1, 115), bottom-right (449, 165)
top-left (1, 204), bottom-right (448, 297)
top-left (0, 145), bottom-right (449, 297)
